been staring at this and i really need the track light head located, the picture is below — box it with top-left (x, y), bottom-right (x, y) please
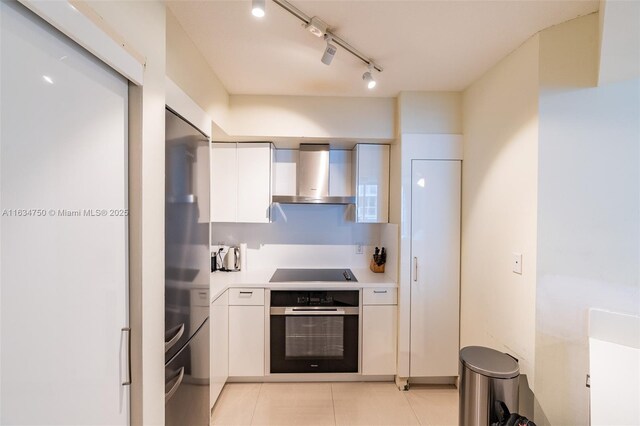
top-left (252, 0), bottom-right (265, 17)
top-left (362, 67), bottom-right (376, 89)
top-left (321, 36), bottom-right (337, 66)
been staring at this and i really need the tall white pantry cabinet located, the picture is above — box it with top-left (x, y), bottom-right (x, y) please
top-left (409, 159), bottom-right (461, 378)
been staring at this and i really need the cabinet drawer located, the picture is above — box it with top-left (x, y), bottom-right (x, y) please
top-left (228, 288), bottom-right (265, 305)
top-left (363, 288), bottom-right (397, 305)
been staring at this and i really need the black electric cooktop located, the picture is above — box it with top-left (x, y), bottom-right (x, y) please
top-left (269, 268), bottom-right (357, 283)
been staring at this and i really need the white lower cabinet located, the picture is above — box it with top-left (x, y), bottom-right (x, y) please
top-left (228, 300), bottom-right (265, 377)
top-left (362, 289), bottom-right (397, 375)
top-left (210, 290), bottom-right (229, 410)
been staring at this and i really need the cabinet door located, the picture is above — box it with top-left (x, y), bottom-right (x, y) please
top-left (229, 305), bottom-right (265, 376)
top-left (362, 305), bottom-right (397, 375)
top-left (237, 143), bottom-right (271, 223)
top-left (211, 143), bottom-right (237, 222)
top-left (210, 291), bottom-right (229, 409)
top-left (355, 144), bottom-right (389, 223)
top-left (410, 160), bottom-right (461, 377)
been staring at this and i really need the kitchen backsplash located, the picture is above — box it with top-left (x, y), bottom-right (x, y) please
top-left (211, 204), bottom-right (379, 246)
top-left (211, 204), bottom-right (398, 273)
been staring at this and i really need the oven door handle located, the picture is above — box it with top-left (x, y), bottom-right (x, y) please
top-left (285, 308), bottom-right (345, 316)
top-left (270, 307), bottom-right (359, 315)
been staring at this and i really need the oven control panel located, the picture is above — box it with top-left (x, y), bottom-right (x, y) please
top-left (271, 290), bottom-right (359, 307)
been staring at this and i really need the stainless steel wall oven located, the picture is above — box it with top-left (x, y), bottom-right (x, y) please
top-left (270, 290), bottom-right (360, 374)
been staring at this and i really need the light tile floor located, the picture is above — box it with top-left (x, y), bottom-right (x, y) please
top-left (211, 382), bottom-right (458, 426)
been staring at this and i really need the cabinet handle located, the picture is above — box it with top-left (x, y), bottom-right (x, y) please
top-left (239, 291), bottom-right (253, 296)
top-left (122, 327), bottom-right (131, 386)
top-left (373, 290), bottom-right (388, 294)
top-left (413, 257), bottom-right (418, 282)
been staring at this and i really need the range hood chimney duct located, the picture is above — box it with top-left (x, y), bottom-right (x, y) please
top-left (272, 144), bottom-right (355, 205)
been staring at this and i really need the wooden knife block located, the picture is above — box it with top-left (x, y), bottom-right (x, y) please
top-left (370, 259), bottom-right (385, 273)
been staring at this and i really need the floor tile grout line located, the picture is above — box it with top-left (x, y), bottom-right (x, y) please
top-left (330, 382), bottom-right (338, 426)
top-left (402, 388), bottom-right (424, 425)
top-left (249, 383), bottom-right (262, 425)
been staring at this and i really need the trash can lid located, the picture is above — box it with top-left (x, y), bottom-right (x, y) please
top-left (460, 346), bottom-right (519, 379)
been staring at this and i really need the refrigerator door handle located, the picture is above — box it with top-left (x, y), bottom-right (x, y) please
top-left (164, 323), bottom-right (185, 353)
top-left (165, 367), bottom-right (185, 403)
top-left (122, 327), bottom-right (131, 386)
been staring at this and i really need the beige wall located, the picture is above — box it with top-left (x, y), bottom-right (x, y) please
top-left (166, 9), bottom-right (229, 131)
top-left (535, 13), bottom-right (640, 426)
top-left (166, 9), bottom-right (396, 142)
top-left (226, 94), bottom-right (395, 140)
top-left (461, 35), bottom-right (539, 385)
top-left (86, 2), bottom-right (166, 425)
top-left (397, 91), bottom-right (463, 134)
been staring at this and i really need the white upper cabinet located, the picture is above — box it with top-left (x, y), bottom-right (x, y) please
top-left (211, 142), bottom-right (272, 223)
top-left (353, 144), bottom-right (390, 223)
top-left (211, 143), bottom-right (238, 222)
top-left (237, 143), bottom-right (272, 223)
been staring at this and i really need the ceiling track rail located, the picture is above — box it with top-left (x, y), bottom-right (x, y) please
top-left (271, 0), bottom-right (383, 73)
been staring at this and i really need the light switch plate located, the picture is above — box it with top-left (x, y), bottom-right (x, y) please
top-left (356, 244), bottom-right (363, 254)
top-left (512, 253), bottom-right (522, 274)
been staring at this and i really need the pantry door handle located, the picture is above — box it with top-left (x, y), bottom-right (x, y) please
top-left (413, 257), bottom-right (418, 282)
top-left (122, 327), bottom-right (131, 386)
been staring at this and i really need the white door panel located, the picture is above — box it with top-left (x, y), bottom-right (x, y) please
top-left (410, 160), bottom-right (460, 377)
top-left (1, 2), bottom-right (129, 424)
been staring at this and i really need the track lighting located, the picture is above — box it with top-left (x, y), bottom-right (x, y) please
top-left (252, 0), bottom-right (265, 17)
top-left (362, 64), bottom-right (376, 89)
top-left (255, 0), bottom-right (384, 87)
top-left (321, 35), bottom-right (337, 66)
top-left (306, 17), bottom-right (328, 37)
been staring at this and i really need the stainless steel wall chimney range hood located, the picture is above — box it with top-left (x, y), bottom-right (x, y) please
top-left (271, 144), bottom-right (355, 205)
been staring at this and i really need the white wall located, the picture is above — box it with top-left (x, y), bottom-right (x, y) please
top-left (535, 13), bottom-right (640, 426)
top-left (166, 9), bottom-right (229, 132)
top-left (85, 2), bottom-right (166, 425)
top-left (598, 0), bottom-right (640, 85)
top-left (460, 35), bottom-right (539, 383)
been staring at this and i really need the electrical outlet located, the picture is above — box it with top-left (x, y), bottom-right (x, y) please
top-left (512, 253), bottom-right (522, 274)
top-left (356, 244), bottom-right (363, 254)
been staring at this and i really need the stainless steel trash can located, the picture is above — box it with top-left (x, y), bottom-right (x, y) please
top-left (459, 346), bottom-right (519, 426)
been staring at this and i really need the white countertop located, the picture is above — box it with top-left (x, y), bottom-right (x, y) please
top-left (210, 268), bottom-right (396, 302)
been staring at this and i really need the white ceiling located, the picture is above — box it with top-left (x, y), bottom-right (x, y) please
top-left (167, 0), bottom-right (598, 97)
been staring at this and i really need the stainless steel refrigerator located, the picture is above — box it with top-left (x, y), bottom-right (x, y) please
top-left (164, 108), bottom-right (210, 425)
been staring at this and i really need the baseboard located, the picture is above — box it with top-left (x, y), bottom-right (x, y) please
top-left (228, 374), bottom-right (395, 383)
top-left (408, 376), bottom-right (458, 386)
